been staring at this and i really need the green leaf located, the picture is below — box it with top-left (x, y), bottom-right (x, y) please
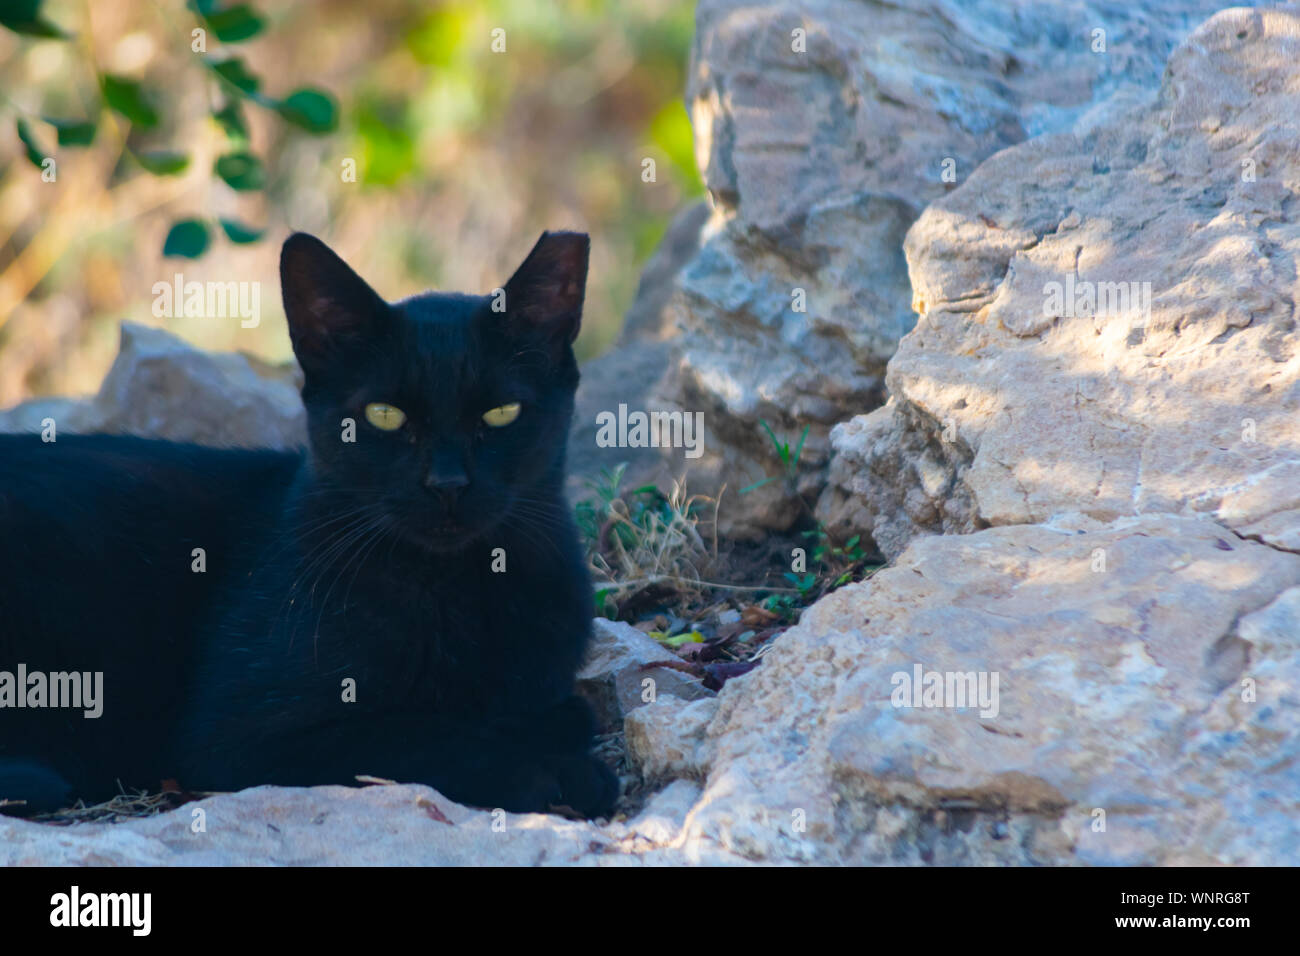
top-left (218, 218), bottom-right (263, 243)
top-left (275, 88), bottom-right (337, 134)
top-left (356, 99), bottom-right (413, 185)
top-left (201, 3), bottom-right (264, 43)
top-left (0, 1), bottom-right (69, 38)
top-left (739, 476), bottom-right (775, 495)
top-left (133, 150), bottom-right (189, 175)
top-left (405, 7), bottom-right (471, 68)
top-left (163, 219), bottom-right (210, 258)
top-left (207, 56), bottom-right (260, 95)
top-left (212, 100), bottom-right (248, 140)
top-left (214, 151), bottom-right (264, 190)
top-left (791, 425), bottom-right (810, 468)
top-left (648, 100), bottom-right (704, 196)
top-left (664, 630), bottom-right (705, 648)
top-left (784, 572), bottom-right (816, 594)
top-left (593, 588), bottom-right (615, 618)
top-left (101, 74), bottom-right (159, 128)
top-left (45, 117), bottom-right (96, 146)
top-left (15, 118), bottom-right (47, 167)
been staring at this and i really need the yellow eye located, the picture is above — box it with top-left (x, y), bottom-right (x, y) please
top-left (482, 402), bottom-right (521, 428)
top-left (364, 402), bottom-right (407, 431)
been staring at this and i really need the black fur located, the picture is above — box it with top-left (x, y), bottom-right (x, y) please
top-left (0, 232), bottom-right (617, 818)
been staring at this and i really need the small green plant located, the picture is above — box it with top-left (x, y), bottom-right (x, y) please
top-left (782, 570), bottom-right (818, 598)
top-left (760, 591), bottom-right (803, 621)
top-left (740, 420), bottom-right (809, 494)
top-left (739, 420), bottom-right (876, 603)
top-left (804, 526), bottom-right (873, 592)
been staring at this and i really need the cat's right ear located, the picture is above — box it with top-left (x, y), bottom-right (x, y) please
top-left (280, 233), bottom-right (390, 380)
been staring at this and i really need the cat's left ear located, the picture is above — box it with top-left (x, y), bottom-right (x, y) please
top-left (500, 231), bottom-right (589, 346)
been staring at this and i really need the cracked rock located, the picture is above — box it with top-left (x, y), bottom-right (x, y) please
top-left (820, 6), bottom-right (1300, 559)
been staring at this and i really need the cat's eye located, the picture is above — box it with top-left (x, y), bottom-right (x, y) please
top-left (481, 402), bottom-right (521, 428)
top-left (364, 402), bottom-right (407, 431)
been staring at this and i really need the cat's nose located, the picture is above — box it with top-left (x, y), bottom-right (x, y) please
top-left (423, 470), bottom-right (468, 508)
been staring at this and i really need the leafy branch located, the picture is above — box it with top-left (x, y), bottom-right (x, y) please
top-left (1, 0), bottom-right (339, 260)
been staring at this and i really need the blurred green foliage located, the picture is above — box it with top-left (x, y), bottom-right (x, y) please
top-left (0, 0), bottom-right (703, 402)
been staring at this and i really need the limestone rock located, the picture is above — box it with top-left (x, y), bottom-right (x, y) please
top-left (664, 0), bottom-right (1270, 538)
top-left (0, 784), bottom-right (612, 866)
top-left (576, 620), bottom-right (714, 732)
top-left (673, 514), bottom-right (1300, 864)
top-left (5, 3), bottom-right (1297, 872)
top-left (0, 323), bottom-right (305, 450)
top-left (566, 203), bottom-right (709, 505)
top-left (821, 6), bottom-right (1300, 558)
top-left (624, 693), bottom-right (719, 785)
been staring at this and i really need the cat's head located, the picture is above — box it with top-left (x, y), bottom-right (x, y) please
top-left (279, 231), bottom-right (587, 552)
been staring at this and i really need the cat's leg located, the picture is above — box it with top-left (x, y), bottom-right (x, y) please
top-left (493, 695), bottom-right (619, 816)
top-left (0, 757), bottom-right (74, 816)
top-left (504, 693), bottom-right (598, 753)
top-left (540, 751), bottom-right (619, 818)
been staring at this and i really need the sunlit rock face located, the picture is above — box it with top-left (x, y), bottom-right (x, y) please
top-left (660, 0), bottom-right (1260, 538)
top-left (820, 5), bottom-right (1300, 560)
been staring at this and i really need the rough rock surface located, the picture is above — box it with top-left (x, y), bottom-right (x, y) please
top-left (0, 322), bottom-right (305, 449)
top-left (576, 620), bottom-right (714, 733)
top-left (820, 5), bottom-right (1300, 559)
top-left (566, 202), bottom-right (709, 504)
top-left (0, 784), bottom-right (615, 867)
top-left (624, 694), bottom-right (719, 785)
top-left (665, 513), bottom-right (1300, 865)
top-left (665, 0), bottom-right (1271, 537)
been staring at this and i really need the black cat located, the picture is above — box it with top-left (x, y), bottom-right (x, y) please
top-left (0, 232), bottom-right (618, 818)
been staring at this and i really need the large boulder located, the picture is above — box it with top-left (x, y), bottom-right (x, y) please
top-left (0, 322), bottom-right (305, 449)
top-left (566, 202), bottom-right (709, 504)
top-left (665, 513), bottom-right (1300, 865)
top-left (661, 0), bottom-right (1272, 538)
top-left (819, 4), bottom-right (1300, 559)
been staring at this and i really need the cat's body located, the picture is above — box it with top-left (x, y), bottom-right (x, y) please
top-left (0, 437), bottom-right (298, 805)
top-left (0, 232), bottom-right (617, 817)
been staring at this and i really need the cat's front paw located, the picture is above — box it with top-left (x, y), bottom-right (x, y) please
top-left (0, 758), bottom-right (74, 816)
top-left (548, 753), bottom-right (619, 819)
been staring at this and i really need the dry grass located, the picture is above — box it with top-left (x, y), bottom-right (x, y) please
top-left (29, 787), bottom-right (193, 826)
top-left (590, 477), bottom-right (717, 598)
top-left (579, 468), bottom-right (801, 621)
